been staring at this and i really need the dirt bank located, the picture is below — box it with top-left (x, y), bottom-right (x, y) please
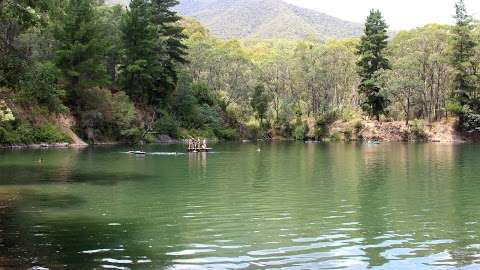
top-left (321, 119), bottom-right (471, 143)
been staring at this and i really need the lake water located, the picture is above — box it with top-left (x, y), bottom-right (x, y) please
top-left (0, 143), bottom-right (479, 269)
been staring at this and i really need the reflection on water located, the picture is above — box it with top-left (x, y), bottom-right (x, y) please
top-left (1, 143), bottom-right (480, 269)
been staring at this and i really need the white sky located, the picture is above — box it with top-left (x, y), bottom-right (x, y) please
top-left (283, 0), bottom-right (480, 30)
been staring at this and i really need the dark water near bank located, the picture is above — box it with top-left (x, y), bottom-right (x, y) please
top-left (0, 143), bottom-right (480, 269)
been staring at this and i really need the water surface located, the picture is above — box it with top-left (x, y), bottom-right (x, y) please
top-left (0, 143), bottom-right (479, 269)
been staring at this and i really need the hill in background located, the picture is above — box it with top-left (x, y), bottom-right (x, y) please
top-left (105, 0), bottom-right (364, 40)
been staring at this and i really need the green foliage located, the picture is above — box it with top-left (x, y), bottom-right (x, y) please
top-left (0, 122), bottom-right (69, 145)
top-left (356, 10), bottom-right (390, 120)
top-left (54, 0), bottom-right (108, 97)
top-left (75, 88), bottom-right (140, 143)
top-left (293, 124), bottom-right (307, 140)
top-left (410, 119), bottom-right (427, 140)
top-left (155, 114), bottom-right (179, 138)
top-left (452, 0), bottom-right (477, 106)
top-left (214, 128), bottom-right (237, 140)
top-left (0, 0), bottom-right (54, 87)
top-left (19, 62), bottom-right (67, 114)
top-left (178, 128), bottom-right (216, 140)
top-left (120, 0), bottom-right (186, 105)
top-left (0, 101), bottom-right (15, 122)
top-left (250, 84), bottom-right (270, 125)
top-left (452, 0), bottom-right (480, 132)
top-left (458, 105), bottom-right (480, 133)
top-left (448, 100), bottom-right (463, 116)
top-left (192, 83), bottom-right (217, 106)
top-left (34, 123), bottom-right (70, 143)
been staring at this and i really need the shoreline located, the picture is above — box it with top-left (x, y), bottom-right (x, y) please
top-left (0, 139), bottom-right (475, 150)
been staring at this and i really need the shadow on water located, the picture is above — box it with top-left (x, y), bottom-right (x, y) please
top-left (0, 190), bottom-right (173, 269)
top-left (0, 164), bottom-right (153, 186)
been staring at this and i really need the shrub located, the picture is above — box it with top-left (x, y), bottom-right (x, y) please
top-left (459, 107), bottom-right (480, 133)
top-left (341, 107), bottom-right (359, 122)
top-left (0, 126), bottom-right (13, 144)
top-left (34, 123), bottom-right (70, 143)
top-left (447, 101), bottom-right (463, 117)
top-left (0, 122), bottom-right (69, 145)
top-left (353, 120), bottom-right (364, 134)
top-left (214, 128), bottom-right (237, 140)
top-left (293, 124), bottom-right (306, 140)
top-left (19, 62), bottom-right (67, 114)
top-left (410, 119), bottom-right (426, 140)
top-left (191, 83), bottom-right (217, 106)
top-left (76, 88), bottom-right (140, 143)
top-left (329, 132), bottom-right (342, 141)
top-left (0, 100), bottom-right (15, 122)
top-left (179, 128), bottom-right (217, 140)
top-left (155, 114), bottom-right (179, 138)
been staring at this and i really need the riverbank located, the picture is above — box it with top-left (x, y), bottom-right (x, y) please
top-left (1, 118), bottom-right (477, 149)
top-left (305, 118), bottom-right (474, 143)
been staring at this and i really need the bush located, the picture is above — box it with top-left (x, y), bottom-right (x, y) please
top-left (293, 124), bottom-right (306, 140)
top-left (341, 107), bottom-right (359, 122)
top-left (316, 110), bottom-right (339, 126)
top-left (155, 114), bottom-right (179, 138)
top-left (0, 122), bottom-right (69, 145)
top-left (214, 128), bottom-right (237, 140)
top-left (447, 101), bottom-right (463, 117)
top-left (459, 106), bottom-right (480, 133)
top-left (34, 123), bottom-right (70, 143)
top-left (178, 128), bottom-right (217, 140)
top-left (0, 126), bottom-right (13, 144)
top-left (75, 88), bottom-right (140, 143)
top-left (191, 83), bottom-right (217, 106)
top-left (353, 120), bottom-right (364, 134)
top-left (329, 132), bottom-right (342, 141)
top-left (410, 119), bottom-right (427, 140)
top-left (19, 62), bottom-right (67, 114)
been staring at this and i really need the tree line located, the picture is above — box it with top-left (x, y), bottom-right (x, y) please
top-left (1, 0), bottom-right (479, 145)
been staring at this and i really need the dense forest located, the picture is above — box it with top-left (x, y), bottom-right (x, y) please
top-left (1, 0), bottom-right (480, 145)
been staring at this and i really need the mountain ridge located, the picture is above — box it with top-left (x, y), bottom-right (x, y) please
top-left (105, 0), bottom-right (364, 40)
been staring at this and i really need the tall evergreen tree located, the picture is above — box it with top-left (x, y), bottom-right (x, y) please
top-left (452, 0), bottom-right (477, 107)
top-left (54, 0), bottom-right (107, 101)
top-left (151, 0), bottom-right (188, 94)
top-left (251, 84), bottom-right (270, 126)
top-left (120, 0), bottom-right (160, 104)
top-left (356, 9), bottom-right (390, 120)
top-left (121, 0), bottom-right (187, 105)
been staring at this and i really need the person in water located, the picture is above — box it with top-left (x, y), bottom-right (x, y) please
top-left (202, 139), bottom-right (207, 149)
top-left (187, 139), bottom-right (192, 150)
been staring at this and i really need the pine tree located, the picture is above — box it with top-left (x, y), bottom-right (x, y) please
top-left (452, 0), bottom-right (477, 107)
top-left (250, 84), bottom-right (270, 126)
top-left (54, 0), bottom-right (107, 101)
top-left (150, 0), bottom-right (188, 98)
top-left (356, 9), bottom-right (390, 120)
top-left (120, 0), bottom-right (161, 104)
top-left (120, 0), bottom-right (187, 105)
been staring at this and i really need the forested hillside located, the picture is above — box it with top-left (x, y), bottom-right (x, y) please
top-left (1, 0), bottom-right (480, 146)
top-left (175, 0), bottom-right (363, 39)
top-left (106, 0), bottom-right (363, 39)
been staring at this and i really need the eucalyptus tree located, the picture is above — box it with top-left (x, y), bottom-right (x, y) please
top-left (389, 25), bottom-right (452, 122)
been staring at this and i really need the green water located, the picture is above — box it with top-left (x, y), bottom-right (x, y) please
top-left (0, 143), bottom-right (479, 269)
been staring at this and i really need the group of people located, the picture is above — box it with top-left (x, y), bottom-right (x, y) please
top-left (187, 138), bottom-right (208, 150)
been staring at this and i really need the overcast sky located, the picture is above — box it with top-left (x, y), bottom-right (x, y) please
top-left (283, 0), bottom-right (480, 30)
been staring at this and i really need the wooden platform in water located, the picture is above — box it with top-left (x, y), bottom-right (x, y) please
top-left (187, 148), bottom-right (212, 152)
